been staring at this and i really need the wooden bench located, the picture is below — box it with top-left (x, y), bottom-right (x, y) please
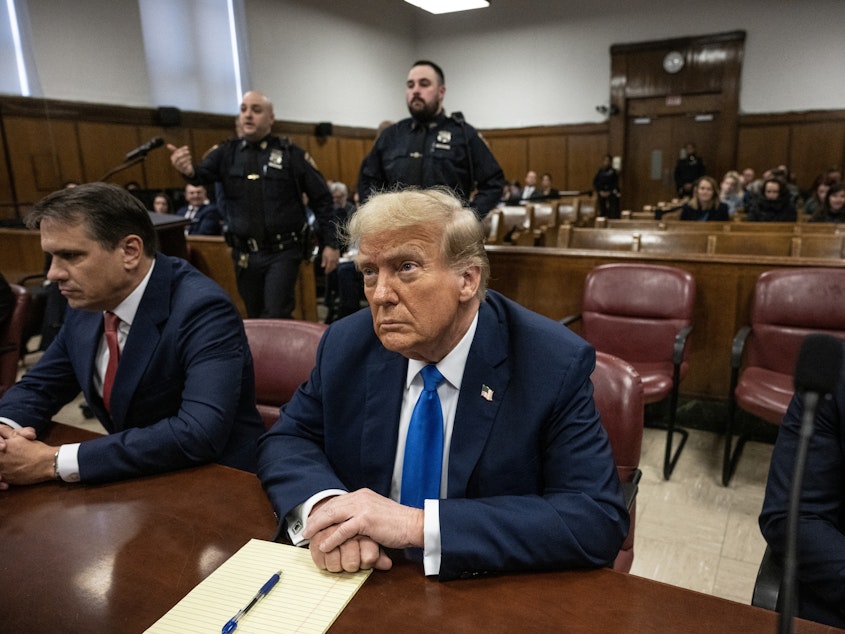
top-left (555, 225), bottom-right (844, 260)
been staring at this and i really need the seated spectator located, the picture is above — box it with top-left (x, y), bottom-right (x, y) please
top-left (152, 191), bottom-right (174, 215)
top-left (176, 184), bottom-right (223, 235)
top-left (680, 176), bottom-right (730, 221)
top-left (810, 182), bottom-right (845, 223)
top-left (772, 165), bottom-right (801, 207)
top-left (501, 179), bottom-right (521, 204)
top-left (537, 173), bottom-right (559, 200)
top-left (803, 175), bottom-right (833, 217)
top-left (328, 182), bottom-right (363, 321)
top-left (745, 177), bottom-right (797, 222)
top-left (759, 341), bottom-right (845, 629)
top-left (0, 183), bottom-right (263, 488)
top-left (519, 170), bottom-right (543, 202)
top-left (719, 171), bottom-right (744, 217)
top-left (257, 187), bottom-right (627, 581)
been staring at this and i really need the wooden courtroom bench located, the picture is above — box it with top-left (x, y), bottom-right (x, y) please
top-left (484, 244), bottom-right (845, 404)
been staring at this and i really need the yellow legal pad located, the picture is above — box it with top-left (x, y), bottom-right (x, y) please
top-left (145, 538), bottom-right (372, 634)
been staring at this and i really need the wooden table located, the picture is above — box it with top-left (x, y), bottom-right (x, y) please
top-left (2, 425), bottom-right (840, 633)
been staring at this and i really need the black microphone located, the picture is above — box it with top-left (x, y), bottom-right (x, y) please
top-left (124, 137), bottom-right (164, 161)
top-left (779, 334), bottom-right (843, 634)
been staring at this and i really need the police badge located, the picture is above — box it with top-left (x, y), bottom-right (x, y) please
top-left (268, 148), bottom-right (283, 170)
top-left (435, 130), bottom-right (452, 150)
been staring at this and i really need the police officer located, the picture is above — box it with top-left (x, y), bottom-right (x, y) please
top-left (168, 91), bottom-right (339, 318)
top-left (358, 60), bottom-right (505, 218)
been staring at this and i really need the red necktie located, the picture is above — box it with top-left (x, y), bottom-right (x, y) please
top-left (103, 311), bottom-right (121, 412)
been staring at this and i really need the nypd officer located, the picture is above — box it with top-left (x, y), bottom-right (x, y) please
top-left (168, 91), bottom-right (339, 318)
top-left (358, 60), bottom-right (505, 218)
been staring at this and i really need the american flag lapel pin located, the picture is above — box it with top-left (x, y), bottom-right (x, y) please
top-left (480, 384), bottom-right (494, 401)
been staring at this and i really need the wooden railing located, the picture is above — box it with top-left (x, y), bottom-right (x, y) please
top-left (485, 244), bottom-right (845, 404)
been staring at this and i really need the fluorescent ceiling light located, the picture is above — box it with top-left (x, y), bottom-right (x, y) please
top-left (404, 0), bottom-right (489, 15)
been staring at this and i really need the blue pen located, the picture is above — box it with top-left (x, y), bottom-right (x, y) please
top-left (222, 569), bottom-right (282, 634)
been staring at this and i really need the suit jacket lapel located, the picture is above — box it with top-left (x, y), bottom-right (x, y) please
top-left (448, 301), bottom-right (509, 497)
top-left (359, 350), bottom-right (407, 497)
top-left (108, 255), bottom-right (170, 426)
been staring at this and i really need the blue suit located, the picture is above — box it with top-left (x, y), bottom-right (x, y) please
top-left (0, 254), bottom-right (263, 482)
top-left (760, 352), bottom-right (845, 629)
top-left (257, 291), bottom-right (627, 580)
top-left (177, 203), bottom-right (223, 235)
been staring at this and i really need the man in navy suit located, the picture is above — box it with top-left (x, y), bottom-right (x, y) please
top-left (257, 188), bottom-right (627, 581)
top-left (759, 349), bottom-right (845, 629)
top-left (0, 183), bottom-right (263, 488)
top-left (176, 184), bottom-right (223, 235)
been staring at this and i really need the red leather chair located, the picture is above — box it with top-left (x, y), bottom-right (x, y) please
top-left (0, 284), bottom-right (32, 398)
top-left (722, 268), bottom-right (845, 486)
top-left (563, 263), bottom-right (695, 479)
top-left (592, 351), bottom-right (644, 573)
top-left (243, 319), bottom-right (327, 429)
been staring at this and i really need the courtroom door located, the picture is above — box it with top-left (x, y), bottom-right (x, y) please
top-left (624, 108), bottom-right (721, 213)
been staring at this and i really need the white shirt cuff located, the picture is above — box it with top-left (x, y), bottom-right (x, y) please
top-left (0, 417), bottom-right (20, 428)
top-left (286, 489), bottom-right (347, 545)
top-left (422, 498), bottom-right (442, 576)
top-left (56, 443), bottom-right (81, 483)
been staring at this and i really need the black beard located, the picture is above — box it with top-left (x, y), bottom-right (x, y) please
top-left (408, 99), bottom-right (439, 123)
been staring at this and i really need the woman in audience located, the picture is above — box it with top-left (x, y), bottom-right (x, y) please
top-left (719, 171), bottom-right (744, 217)
top-left (680, 176), bottom-right (730, 221)
top-left (810, 182), bottom-right (845, 223)
top-left (152, 191), bottom-right (173, 214)
top-left (746, 177), bottom-right (797, 222)
top-left (803, 175), bottom-right (833, 217)
top-left (538, 173), bottom-right (559, 200)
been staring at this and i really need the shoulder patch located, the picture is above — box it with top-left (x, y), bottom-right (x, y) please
top-left (200, 143), bottom-right (220, 161)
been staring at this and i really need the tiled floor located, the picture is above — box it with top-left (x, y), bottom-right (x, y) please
top-left (45, 360), bottom-right (774, 608)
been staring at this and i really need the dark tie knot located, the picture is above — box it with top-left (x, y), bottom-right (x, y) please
top-left (420, 365), bottom-right (444, 392)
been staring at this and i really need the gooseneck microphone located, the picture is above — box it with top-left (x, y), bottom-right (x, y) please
top-left (124, 137), bottom-right (164, 161)
top-left (779, 334), bottom-right (843, 634)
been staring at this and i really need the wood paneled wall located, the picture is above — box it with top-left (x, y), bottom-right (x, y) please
top-left (1, 95), bottom-right (844, 220)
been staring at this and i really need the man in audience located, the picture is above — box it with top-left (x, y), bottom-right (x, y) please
top-left (257, 188), bottom-right (628, 581)
top-left (0, 183), bottom-right (263, 488)
top-left (168, 90), bottom-right (339, 318)
top-left (759, 344), bottom-right (845, 628)
top-left (327, 181), bottom-right (362, 321)
top-left (674, 142), bottom-right (706, 197)
top-left (176, 183), bottom-right (222, 235)
top-left (519, 170), bottom-right (541, 202)
top-left (358, 60), bottom-right (505, 218)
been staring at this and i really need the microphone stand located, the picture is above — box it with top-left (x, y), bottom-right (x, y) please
top-left (98, 155), bottom-right (147, 183)
top-left (778, 391), bottom-right (819, 634)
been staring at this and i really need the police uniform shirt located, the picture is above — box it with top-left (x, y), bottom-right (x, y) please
top-left (358, 112), bottom-right (505, 217)
top-left (189, 135), bottom-right (338, 250)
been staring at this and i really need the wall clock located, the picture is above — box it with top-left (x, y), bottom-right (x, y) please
top-left (663, 51), bottom-right (685, 74)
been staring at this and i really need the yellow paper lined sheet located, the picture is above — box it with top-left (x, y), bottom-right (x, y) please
top-left (145, 539), bottom-right (371, 634)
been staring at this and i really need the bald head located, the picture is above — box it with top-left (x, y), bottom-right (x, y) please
top-left (239, 91), bottom-right (275, 142)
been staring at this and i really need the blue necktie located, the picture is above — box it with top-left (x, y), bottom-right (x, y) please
top-left (401, 365), bottom-right (445, 509)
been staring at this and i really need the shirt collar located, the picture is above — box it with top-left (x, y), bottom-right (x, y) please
top-left (405, 310), bottom-right (479, 391)
top-left (108, 259), bottom-right (155, 328)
